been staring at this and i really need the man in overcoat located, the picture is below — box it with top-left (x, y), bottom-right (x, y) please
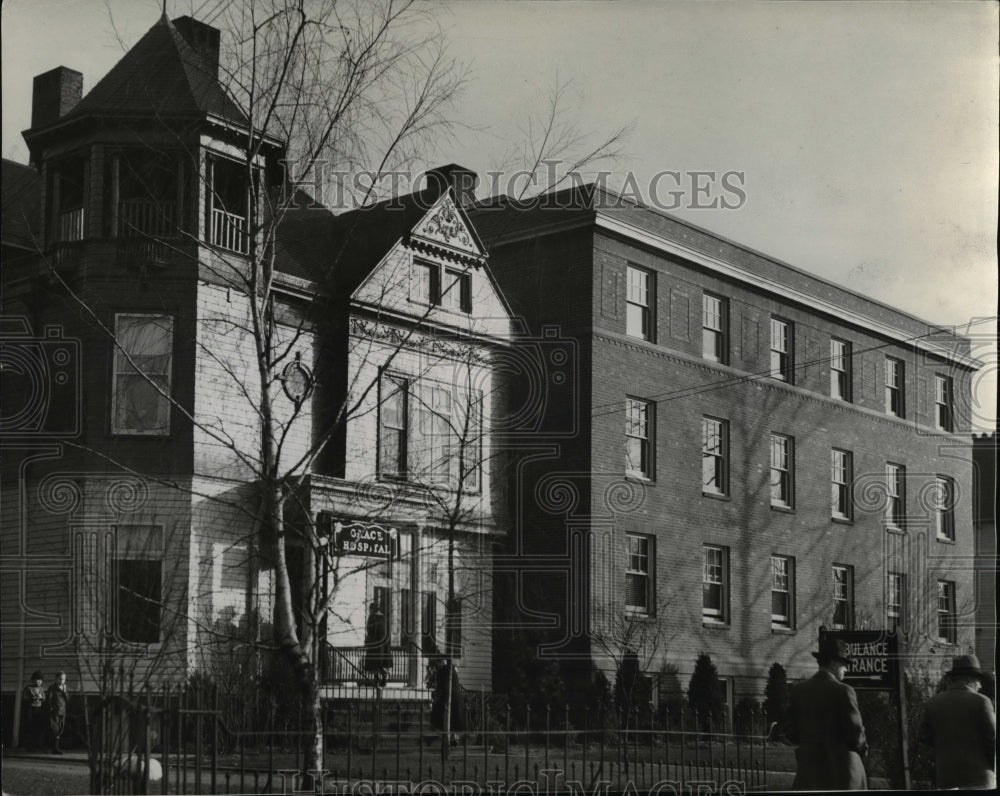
top-left (46, 671), bottom-right (69, 754)
top-left (786, 637), bottom-right (868, 790)
top-left (919, 654), bottom-right (996, 789)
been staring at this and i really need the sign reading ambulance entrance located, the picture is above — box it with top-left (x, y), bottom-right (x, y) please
top-left (819, 629), bottom-right (900, 691)
top-left (319, 514), bottom-right (395, 558)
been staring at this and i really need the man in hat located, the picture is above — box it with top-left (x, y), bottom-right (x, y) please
top-left (786, 637), bottom-right (869, 790)
top-left (21, 670), bottom-right (46, 751)
top-left (46, 671), bottom-right (69, 754)
top-left (919, 654), bottom-right (996, 789)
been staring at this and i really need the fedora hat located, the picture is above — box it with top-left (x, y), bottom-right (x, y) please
top-left (813, 637), bottom-right (852, 665)
top-left (30, 670), bottom-right (44, 681)
top-left (947, 654), bottom-right (985, 679)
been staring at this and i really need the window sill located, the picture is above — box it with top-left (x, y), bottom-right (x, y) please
top-left (935, 536), bottom-right (956, 545)
top-left (702, 491), bottom-right (730, 501)
top-left (770, 504), bottom-right (795, 514)
top-left (111, 432), bottom-right (171, 439)
top-left (702, 620), bottom-right (729, 630)
top-left (771, 626), bottom-right (795, 635)
top-left (625, 473), bottom-right (655, 485)
top-left (832, 516), bottom-right (854, 526)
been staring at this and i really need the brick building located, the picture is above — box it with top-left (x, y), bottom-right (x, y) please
top-left (1, 15), bottom-right (511, 743)
top-left (472, 185), bottom-right (982, 710)
top-left (973, 432), bottom-right (996, 673)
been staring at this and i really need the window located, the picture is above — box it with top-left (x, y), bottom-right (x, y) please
top-left (378, 373), bottom-right (481, 488)
top-left (770, 434), bottom-right (794, 508)
top-left (885, 357), bottom-right (904, 417)
top-left (830, 339), bottom-right (851, 401)
top-left (934, 476), bottom-right (956, 541)
top-left (625, 534), bottom-right (653, 613)
top-left (770, 318), bottom-right (793, 382)
top-left (112, 314), bottom-right (173, 435)
top-left (413, 261), bottom-right (440, 305)
top-left (442, 269), bottom-right (472, 313)
top-left (937, 580), bottom-right (957, 644)
top-left (703, 545), bottom-right (728, 624)
top-left (935, 375), bottom-right (953, 431)
top-left (887, 572), bottom-right (904, 633)
top-left (702, 417), bottom-right (729, 496)
top-left (831, 449), bottom-right (853, 520)
top-left (770, 555), bottom-right (794, 629)
top-left (445, 596), bottom-right (463, 657)
top-left (832, 565), bottom-right (853, 630)
top-left (421, 591), bottom-right (437, 654)
top-left (378, 374), bottom-right (408, 478)
top-left (115, 526), bottom-right (163, 644)
top-left (702, 294), bottom-right (728, 363)
top-left (886, 463), bottom-right (905, 528)
top-left (626, 265), bottom-right (653, 341)
top-left (625, 398), bottom-right (654, 479)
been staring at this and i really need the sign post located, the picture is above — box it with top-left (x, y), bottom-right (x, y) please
top-left (819, 628), bottom-right (909, 790)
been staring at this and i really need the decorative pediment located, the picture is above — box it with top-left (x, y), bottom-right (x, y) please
top-left (413, 197), bottom-right (480, 255)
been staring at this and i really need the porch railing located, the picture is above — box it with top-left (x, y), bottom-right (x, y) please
top-left (57, 207), bottom-right (85, 242)
top-left (119, 199), bottom-right (176, 239)
top-left (211, 207), bottom-right (249, 255)
top-left (321, 643), bottom-right (411, 684)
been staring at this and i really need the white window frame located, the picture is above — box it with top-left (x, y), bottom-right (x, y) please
top-left (934, 475), bottom-right (955, 541)
top-left (702, 545), bottom-right (728, 624)
top-left (626, 265), bottom-right (653, 341)
top-left (625, 534), bottom-right (653, 614)
top-left (702, 293), bottom-right (727, 363)
top-left (111, 313), bottom-right (173, 436)
top-left (830, 338), bottom-right (851, 401)
top-left (441, 268), bottom-right (472, 313)
top-left (886, 463), bottom-right (905, 528)
top-left (832, 564), bottom-right (853, 630)
top-left (831, 449), bottom-right (853, 520)
top-left (770, 555), bottom-right (794, 629)
top-left (702, 417), bottom-right (729, 496)
top-left (770, 318), bottom-right (793, 382)
top-left (770, 434), bottom-right (794, 508)
top-left (626, 397), bottom-right (654, 479)
top-left (378, 372), bottom-right (409, 479)
top-left (936, 580), bottom-right (957, 644)
top-left (885, 356), bottom-right (904, 417)
top-left (934, 374), bottom-right (953, 431)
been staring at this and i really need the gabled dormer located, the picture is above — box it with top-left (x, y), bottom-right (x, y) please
top-left (21, 14), bottom-right (283, 262)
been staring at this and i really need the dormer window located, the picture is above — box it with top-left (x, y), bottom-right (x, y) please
top-left (207, 156), bottom-right (250, 254)
top-left (50, 155), bottom-right (87, 243)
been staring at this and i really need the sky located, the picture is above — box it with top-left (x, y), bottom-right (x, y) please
top-left (2, 0), bottom-right (997, 429)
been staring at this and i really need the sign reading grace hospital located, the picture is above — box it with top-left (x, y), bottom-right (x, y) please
top-left (820, 628), bottom-right (900, 691)
top-left (319, 514), bottom-right (396, 558)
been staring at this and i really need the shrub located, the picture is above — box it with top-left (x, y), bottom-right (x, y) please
top-left (614, 648), bottom-right (652, 729)
top-left (763, 662), bottom-right (789, 733)
top-left (734, 697), bottom-right (760, 736)
top-left (687, 653), bottom-right (724, 731)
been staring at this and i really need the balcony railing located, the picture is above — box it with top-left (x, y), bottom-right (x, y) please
top-left (119, 198), bottom-right (176, 239)
top-left (321, 643), bottom-right (412, 685)
top-left (57, 207), bottom-right (85, 242)
top-left (211, 207), bottom-right (249, 255)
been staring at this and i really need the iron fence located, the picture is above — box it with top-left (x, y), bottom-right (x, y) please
top-left (85, 676), bottom-right (773, 794)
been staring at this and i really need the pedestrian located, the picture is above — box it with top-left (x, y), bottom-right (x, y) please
top-left (21, 670), bottom-right (46, 751)
top-left (918, 654), bottom-right (996, 789)
top-left (786, 637), bottom-right (869, 790)
top-left (46, 671), bottom-right (69, 755)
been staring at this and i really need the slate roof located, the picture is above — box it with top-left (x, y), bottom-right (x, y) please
top-left (275, 187), bottom-right (468, 294)
top-left (1, 159), bottom-right (41, 251)
top-left (61, 15), bottom-right (247, 127)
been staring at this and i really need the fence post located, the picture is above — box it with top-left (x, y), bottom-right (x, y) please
top-left (525, 704), bottom-right (531, 784)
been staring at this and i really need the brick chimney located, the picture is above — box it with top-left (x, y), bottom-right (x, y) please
top-left (172, 16), bottom-right (221, 78)
top-left (30, 67), bottom-right (83, 129)
top-left (426, 164), bottom-right (479, 207)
